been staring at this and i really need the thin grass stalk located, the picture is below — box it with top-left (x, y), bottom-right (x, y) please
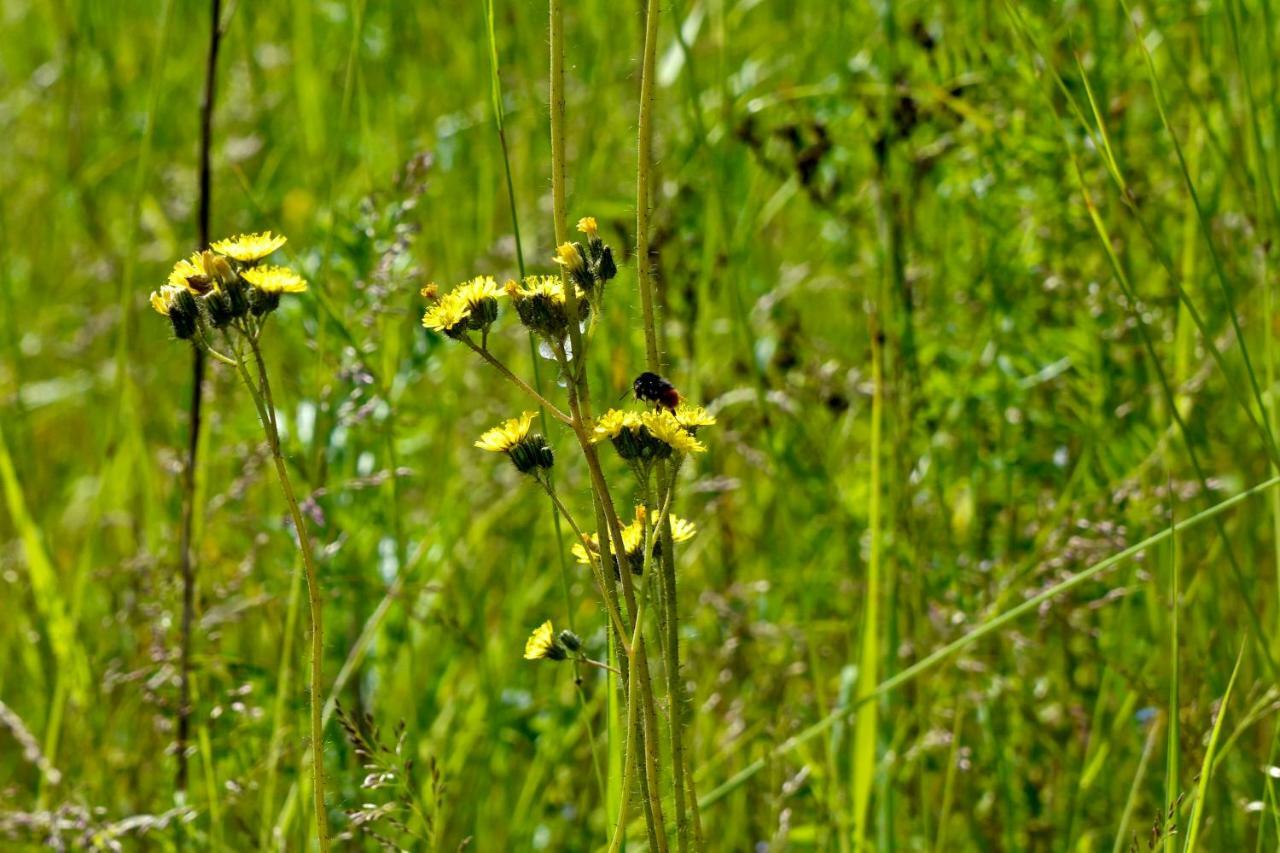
top-left (176, 0), bottom-right (222, 799)
top-left (1113, 715), bottom-right (1162, 853)
top-left (851, 302), bottom-right (883, 850)
top-left (1182, 643), bottom-right (1245, 851)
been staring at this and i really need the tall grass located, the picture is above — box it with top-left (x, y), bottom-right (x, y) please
top-left (3, 0), bottom-right (1280, 848)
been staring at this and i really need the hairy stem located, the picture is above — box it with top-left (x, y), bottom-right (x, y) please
top-left (235, 338), bottom-right (330, 852)
top-left (463, 338), bottom-right (572, 424)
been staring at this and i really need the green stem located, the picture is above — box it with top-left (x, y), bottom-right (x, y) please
top-left (235, 337), bottom-right (330, 852)
top-left (463, 338), bottom-right (572, 424)
top-left (540, 479), bottom-right (629, 643)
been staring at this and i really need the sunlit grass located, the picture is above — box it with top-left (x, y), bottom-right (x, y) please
top-left (3, 0), bottom-right (1280, 848)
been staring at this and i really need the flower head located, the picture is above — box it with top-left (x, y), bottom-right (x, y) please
top-left (476, 411), bottom-right (554, 474)
top-left (211, 231), bottom-right (287, 263)
top-left (476, 411), bottom-right (536, 452)
top-left (572, 509), bottom-right (698, 573)
top-left (553, 242), bottom-right (586, 275)
top-left (643, 410), bottom-right (705, 455)
top-left (577, 217), bottom-right (598, 239)
top-left (673, 403), bottom-right (716, 433)
top-left (168, 252), bottom-right (212, 294)
top-left (150, 284), bottom-right (182, 317)
top-left (507, 275), bottom-right (589, 341)
top-left (243, 265), bottom-right (308, 294)
top-left (523, 620), bottom-right (567, 661)
top-left (592, 408), bottom-right (704, 460)
top-left (422, 292), bottom-right (470, 337)
top-left (422, 276), bottom-right (500, 338)
top-left (593, 409), bottom-right (646, 441)
top-left (149, 284), bottom-right (200, 339)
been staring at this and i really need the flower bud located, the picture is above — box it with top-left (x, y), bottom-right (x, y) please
top-left (557, 630), bottom-right (583, 653)
top-left (170, 290), bottom-right (200, 340)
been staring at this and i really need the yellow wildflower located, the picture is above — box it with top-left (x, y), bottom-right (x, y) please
top-left (576, 217), bottom-right (598, 239)
top-left (673, 403), bottom-right (716, 431)
top-left (422, 276), bottom-right (500, 337)
top-left (475, 412), bottom-right (536, 453)
top-left (211, 231), bottom-right (287, 263)
top-left (643, 410), bottom-right (705, 454)
top-left (421, 292), bottom-right (470, 334)
top-left (167, 252), bottom-right (208, 291)
top-left (553, 242), bottom-right (586, 274)
top-left (242, 265), bottom-right (308, 294)
top-left (592, 409), bottom-right (645, 442)
top-left (572, 513), bottom-right (698, 567)
top-left (523, 620), bottom-right (566, 661)
top-left (149, 284), bottom-right (182, 316)
top-left (454, 275), bottom-right (501, 305)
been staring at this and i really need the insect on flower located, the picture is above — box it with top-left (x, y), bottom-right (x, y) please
top-left (633, 371), bottom-right (681, 412)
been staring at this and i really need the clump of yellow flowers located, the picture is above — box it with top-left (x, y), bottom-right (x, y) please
top-left (150, 231), bottom-right (305, 348)
top-left (421, 216), bottom-right (715, 848)
top-left (150, 231), bottom-right (332, 850)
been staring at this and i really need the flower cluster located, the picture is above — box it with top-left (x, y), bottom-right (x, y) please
top-left (553, 217), bottom-right (617, 305)
top-left (592, 407), bottom-right (707, 461)
top-left (573, 506), bottom-right (697, 575)
top-left (505, 275), bottom-right (591, 343)
top-left (421, 276), bottom-right (501, 339)
top-left (149, 232), bottom-right (304, 341)
top-left (421, 220), bottom-right (618, 351)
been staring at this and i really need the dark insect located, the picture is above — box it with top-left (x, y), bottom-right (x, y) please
top-left (633, 371), bottom-right (681, 411)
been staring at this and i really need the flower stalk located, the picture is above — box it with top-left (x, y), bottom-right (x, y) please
top-left (150, 233), bottom-right (328, 850)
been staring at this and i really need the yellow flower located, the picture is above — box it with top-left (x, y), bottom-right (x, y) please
top-left (422, 276), bottom-right (500, 337)
top-left (475, 412), bottom-right (536, 453)
top-left (669, 516), bottom-right (697, 543)
top-left (553, 242), bottom-right (585, 274)
top-left (592, 409), bottom-right (645, 443)
top-left (643, 410), bottom-right (705, 454)
top-left (576, 217), bottom-right (598, 239)
top-left (201, 250), bottom-right (235, 286)
top-left (167, 252), bottom-right (209, 291)
top-left (243, 265), bottom-right (308, 294)
top-left (509, 275), bottom-right (568, 303)
top-left (523, 620), bottom-right (566, 661)
top-left (150, 284), bottom-right (182, 316)
top-left (673, 403), bottom-right (716, 431)
top-left (506, 275), bottom-right (590, 340)
top-left (422, 292), bottom-right (470, 334)
top-left (211, 231), bottom-right (287, 263)
top-left (572, 512), bottom-right (698, 567)
top-left (455, 275), bottom-right (501, 305)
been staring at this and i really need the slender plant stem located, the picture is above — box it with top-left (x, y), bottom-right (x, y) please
top-left (540, 479), bottom-right (630, 642)
top-left (234, 339), bottom-right (331, 852)
top-left (462, 338), bottom-right (572, 424)
top-left (176, 0), bottom-right (222, 800)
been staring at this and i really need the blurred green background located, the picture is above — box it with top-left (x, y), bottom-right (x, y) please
top-left (4, 0), bottom-right (1280, 848)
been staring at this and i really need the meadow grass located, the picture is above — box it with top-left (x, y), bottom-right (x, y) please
top-left (3, 0), bottom-right (1280, 848)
